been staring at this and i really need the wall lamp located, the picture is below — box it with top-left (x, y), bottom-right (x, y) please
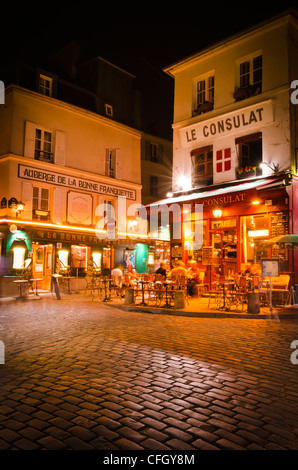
top-left (1, 197), bottom-right (25, 218)
top-left (260, 162), bottom-right (280, 173)
top-left (213, 208), bottom-right (223, 218)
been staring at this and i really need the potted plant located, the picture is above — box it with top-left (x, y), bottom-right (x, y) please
top-left (236, 166), bottom-right (257, 179)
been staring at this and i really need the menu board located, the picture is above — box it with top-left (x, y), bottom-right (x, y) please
top-left (261, 259), bottom-right (280, 277)
top-left (271, 212), bottom-right (289, 237)
top-left (202, 246), bottom-right (213, 265)
top-left (171, 243), bottom-right (182, 259)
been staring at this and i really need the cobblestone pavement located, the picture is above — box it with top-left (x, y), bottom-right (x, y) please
top-left (0, 294), bottom-right (298, 451)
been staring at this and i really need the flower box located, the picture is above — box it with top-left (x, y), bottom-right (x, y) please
top-left (236, 167), bottom-right (256, 179)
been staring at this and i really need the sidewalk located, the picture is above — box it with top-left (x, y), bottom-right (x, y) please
top-left (2, 290), bottom-right (298, 320)
top-left (107, 294), bottom-right (298, 320)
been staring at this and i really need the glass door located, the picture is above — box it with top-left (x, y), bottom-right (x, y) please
top-left (211, 229), bottom-right (237, 277)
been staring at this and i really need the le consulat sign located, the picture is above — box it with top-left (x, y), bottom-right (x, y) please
top-left (180, 100), bottom-right (274, 148)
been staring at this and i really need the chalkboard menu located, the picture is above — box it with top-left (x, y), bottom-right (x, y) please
top-left (202, 246), bottom-right (213, 265)
top-left (271, 212), bottom-right (289, 237)
top-left (171, 243), bottom-right (182, 259)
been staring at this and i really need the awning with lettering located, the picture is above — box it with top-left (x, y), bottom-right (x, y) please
top-left (146, 177), bottom-right (280, 208)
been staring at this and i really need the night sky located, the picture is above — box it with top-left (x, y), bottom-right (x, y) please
top-left (2, 3), bottom-right (297, 69)
top-left (1, 2), bottom-right (297, 139)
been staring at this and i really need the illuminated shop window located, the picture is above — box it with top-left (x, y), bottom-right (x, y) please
top-left (58, 250), bottom-right (69, 267)
top-left (13, 247), bottom-right (26, 269)
top-left (92, 252), bottom-right (102, 269)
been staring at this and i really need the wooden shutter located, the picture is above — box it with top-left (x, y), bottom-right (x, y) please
top-left (24, 121), bottom-right (36, 158)
top-left (216, 150), bottom-right (223, 173)
top-left (224, 148), bottom-right (231, 171)
top-left (54, 131), bottom-right (66, 166)
top-left (21, 182), bottom-right (33, 219)
top-left (105, 148), bottom-right (110, 176)
top-left (115, 149), bottom-right (122, 180)
top-left (52, 188), bottom-right (64, 223)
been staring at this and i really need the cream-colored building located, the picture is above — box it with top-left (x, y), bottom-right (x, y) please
top-left (148, 10), bottom-right (298, 286)
top-left (0, 79), bottom-right (144, 290)
top-left (166, 11), bottom-right (298, 191)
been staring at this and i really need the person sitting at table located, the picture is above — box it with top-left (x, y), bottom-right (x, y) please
top-left (187, 261), bottom-right (200, 296)
top-left (170, 261), bottom-right (188, 279)
top-left (111, 265), bottom-right (123, 287)
top-left (155, 262), bottom-right (167, 279)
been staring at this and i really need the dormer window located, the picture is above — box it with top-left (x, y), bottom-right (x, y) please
top-left (105, 104), bottom-right (113, 117)
top-left (39, 74), bottom-right (53, 97)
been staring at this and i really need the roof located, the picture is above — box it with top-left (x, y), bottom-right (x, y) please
top-left (163, 8), bottom-right (298, 77)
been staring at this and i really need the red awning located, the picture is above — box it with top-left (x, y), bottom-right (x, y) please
top-left (146, 177), bottom-right (280, 208)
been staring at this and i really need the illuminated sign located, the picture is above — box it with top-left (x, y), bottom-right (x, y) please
top-left (18, 164), bottom-right (136, 200)
top-left (202, 193), bottom-right (246, 207)
top-left (180, 100), bottom-right (274, 148)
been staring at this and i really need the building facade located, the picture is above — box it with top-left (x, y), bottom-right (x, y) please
top-left (0, 60), bottom-right (148, 291)
top-left (148, 10), bottom-right (298, 288)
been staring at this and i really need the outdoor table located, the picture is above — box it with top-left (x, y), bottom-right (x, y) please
top-left (62, 276), bottom-right (76, 294)
top-left (162, 281), bottom-right (174, 308)
top-left (30, 278), bottom-right (43, 298)
top-left (136, 280), bottom-right (150, 306)
top-left (216, 281), bottom-right (234, 311)
top-left (13, 279), bottom-right (29, 300)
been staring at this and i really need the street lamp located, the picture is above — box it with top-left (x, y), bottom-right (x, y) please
top-left (259, 162), bottom-right (280, 173)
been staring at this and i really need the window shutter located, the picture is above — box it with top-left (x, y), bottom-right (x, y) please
top-left (115, 149), bottom-right (122, 180)
top-left (224, 148), bottom-right (231, 171)
top-left (105, 148), bottom-right (110, 176)
top-left (216, 150), bottom-right (222, 173)
top-left (52, 188), bottom-right (64, 224)
top-left (24, 121), bottom-right (36, 158)
top-left (21, 182), bottom-right (33, 219)
top-left (55, 131), bottom-right (66, 166)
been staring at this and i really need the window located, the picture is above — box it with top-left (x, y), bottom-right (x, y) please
top-left (35, 128), bottom-right (53, 163)
top-left (105, 104), bottom-right (113, 117)
top-left (194, 75), bottom-right (214, 115)
top-left (105, 149), bottom-right (116, 178)
top-left (150, 175), bottom-right (159, 196)
top-left (191, 147), bottom-right (213, 186)
top-left (104, 148), bottom-right (122, 179)
top-left (236, 54), bottom-right (262, 100)
top-left (39, 75), bottom-right (53, 97)
top-left (103, 200), bottom-right (114, 223)
top-left (33, 187), bottom-right (50, 220)
top-left (216, 148), bottom-right (231, 173)
top-left (236, 132), bottom-right (262, 175)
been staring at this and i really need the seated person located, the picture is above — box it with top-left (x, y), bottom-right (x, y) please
top-left (111, 265), bottom-right (123, 286)
top-left (170, 261), bottom-right (188, 278)
top-left (155, 262), bottom-right (167, 279)
top-left (187, 261), bottom-right (200, 296)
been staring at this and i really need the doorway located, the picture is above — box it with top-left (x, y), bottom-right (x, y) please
top-left (32, 243), bottom-right (54, 290)
top-left (211, 229), bottom-right (237, 277)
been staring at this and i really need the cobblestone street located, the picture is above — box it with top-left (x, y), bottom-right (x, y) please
top-left (0, 293), bottom-right (298, 452)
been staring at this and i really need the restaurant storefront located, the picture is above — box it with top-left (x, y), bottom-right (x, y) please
top-left (148, 173), bottom-right (295, 289)
top-left (0, 222), bottom-right (150, 291)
